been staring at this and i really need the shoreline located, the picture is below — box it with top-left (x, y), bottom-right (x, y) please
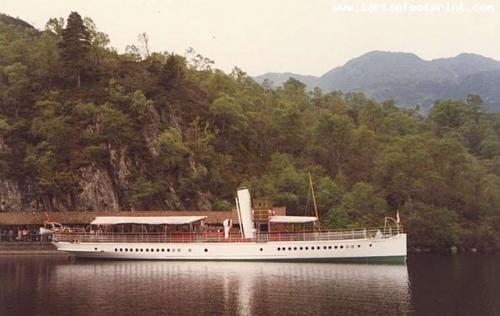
top-left (1, 243), bottom-right (497, 256)
top-left (0, 250), bottom-right (66, 255)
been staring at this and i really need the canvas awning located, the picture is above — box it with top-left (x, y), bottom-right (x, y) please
top-left (91, 216), bottom-right (207, 225)
top-left (269, 216), bottom-right (318, 223)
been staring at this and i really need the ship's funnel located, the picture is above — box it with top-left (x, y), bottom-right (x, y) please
top-left (236, 187), bottom-right (255, 238)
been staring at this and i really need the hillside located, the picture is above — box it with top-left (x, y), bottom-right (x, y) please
top-left (0, 13), bottom-right (36, 30)
top-left (0, 13), bottom-right (498, 249)
top-left (255, 51), bottom-right (500, 111)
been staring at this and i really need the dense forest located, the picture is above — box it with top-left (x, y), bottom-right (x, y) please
top-left (0, 12), bottom-right (498, 249)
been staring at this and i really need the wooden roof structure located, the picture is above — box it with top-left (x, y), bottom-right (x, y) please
top-left (0, 207), bottom-right (286, 226)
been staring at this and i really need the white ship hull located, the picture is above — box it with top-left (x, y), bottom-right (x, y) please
top-left (54, 233), bottom-right (406, 263)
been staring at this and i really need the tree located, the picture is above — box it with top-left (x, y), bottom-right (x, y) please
top-left (249, 153), bottom-right (307, 214)
top-left (156, 127), bottom-right (191, 171)
top-left (359, 101), bottom-right (384, 132)
top-left (340, 182), bottom-right (387, 225)
top-left (95, 105), bottom-right (134, 146)
top-left (129, 177), bottom-right (164, 210)
top-left (83, 17), bottom-right (110, 69)
top-left (160, 54), bottom-right (186, 91)
top-left (1, 62), bottom-right (29, 117)
top-left (209, 94), bottom-right (248, 135)
top-left (429, 100), bottom-right (469, 132)
top-left (280, 78), bottom-right (309, 110)
top-left (58, 12), bottom-right (90, 87)
top-left (45, 17), bottom-right (65, 38)
top-left (374, 135), bottom-right (431, 209)
top-left (382, 111), bottom-right (418, 136)
top-left (313, 114), bottom-right (354, 176)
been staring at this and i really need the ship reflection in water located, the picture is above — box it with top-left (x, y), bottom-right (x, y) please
top-left (1, 257), bottom-right (411, 315)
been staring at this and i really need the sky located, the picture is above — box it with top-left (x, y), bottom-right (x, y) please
top-left (2, 0), bottom-right (500, 76)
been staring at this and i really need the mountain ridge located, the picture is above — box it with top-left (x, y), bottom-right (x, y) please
top-left (254, 51), bottom-right (500, 111)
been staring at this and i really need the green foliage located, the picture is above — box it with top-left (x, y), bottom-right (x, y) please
top-left (156, 127), bottom-right (191, 171)
top-left (249, 153), bottom-right (307, 214)
top-left (160, 54), bottom-right (186, 90)
top-left (129, 177), bottom-right (164, 210)
top-left (324, 182), bottom-right (387, 229)
top-left (95, 105), bottom-right (134, 146)
top-left (58, 12), bottom-right (90, 87)
top-left (382, 112), bottom-right (418, 136)
top-left (405, 203), bottom-right (460, 248)
top-left (212, 199), bottom-right (232, 211)
top-left (314, 113), bottom-right (354, 176)
top-left (0, 12), bottom-right (498, 248)
top-left (429, 100), bottom-right (469, 131)
top-left (210, 94), bottom-right (248, 133)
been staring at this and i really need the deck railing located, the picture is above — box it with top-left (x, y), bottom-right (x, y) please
top-left (53, 226), bottom-right (403, 244)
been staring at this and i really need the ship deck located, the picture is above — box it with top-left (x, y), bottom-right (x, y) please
top-left (54, 227), bottom-right (403, 244)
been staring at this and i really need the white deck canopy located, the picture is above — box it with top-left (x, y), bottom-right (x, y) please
top-left (269, 216), bottom-right (318, 223)
top-left (91, 216), bottom-right (207, 226)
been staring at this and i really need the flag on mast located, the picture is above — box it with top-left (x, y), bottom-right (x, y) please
top-left (396, 210), bottom-right (400, 224)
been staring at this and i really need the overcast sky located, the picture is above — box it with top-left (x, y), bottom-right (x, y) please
top-left (2, 0), bottom-right (500, 76)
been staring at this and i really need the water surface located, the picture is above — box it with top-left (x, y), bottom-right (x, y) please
top-left (0, 254), bottom-right (498, 315)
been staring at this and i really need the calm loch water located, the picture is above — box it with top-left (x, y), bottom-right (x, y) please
top-left (0, 254), bottom-right (498, 315)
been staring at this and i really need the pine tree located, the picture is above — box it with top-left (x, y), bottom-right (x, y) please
top-left (58, 12), bottom-right (90, 88)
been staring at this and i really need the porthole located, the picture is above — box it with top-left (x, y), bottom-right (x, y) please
top-left (125, 248), bottom-right (128, 252)
top-left (161, 249), bottom-right (164, 252)
top-left (323, 246), bottom-right (327, 249)
top-left (204, 248), bottom-right (208, 252)
top-left (151, 249), bottom-right (154, 252)
top-left (311, 246), bottom-right (315, 250)
top-left (293, 247), bottom-right (297, 250)
top-left (340, 246), bottom-right (343, 249)
top-left (317, 247), bottom-right (321, 250)
top-left (260, 248), bottom-right (263, 251)
top-left (146, 249), bottom-right (149, 252)
top-left (369, 244), bottom-right (373, 247)
top-left (140, 249), bottom-right (143, 252)
top-left (178, 249), bottom-right (181, 252)
top-left (136, 248), bottom-right (139, 252)
top-left (288, 247), bottom-right (292, 250)
top-left (188, 249), bottom-right (192, 252)
top-left (114, 248), bottom-right (117, 252)
top-left (334, 246), bottom-right (338, 249)
top-left (120, 248), bottom-right (123, 252)
top-left (167, 249), bottom-right (170, 252)
top-left (172, 249), bottom-right (175, 252)
top-left (94, 247), bottom-right (98, 251)
top-left (278, 247), bottom-right (281, 251)
top-left (328, 246), bottom-right (332, 249)
top-left (300, 247), bottom-right (303, 250)
top-left (357, 245), bottom-right (361, 248)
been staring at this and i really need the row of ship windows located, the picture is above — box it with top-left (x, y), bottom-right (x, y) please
top-left (277, 244), bottom-right (372, 251)
top-left (112, 248), bottom-right (192, 253)
top-left (104, 244), bottom-right (374, 253)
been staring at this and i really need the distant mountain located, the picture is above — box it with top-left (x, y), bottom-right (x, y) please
top-left (253, 72), bottom-right (319, 89)
top-left (254, 51), bottom-right (500, 111)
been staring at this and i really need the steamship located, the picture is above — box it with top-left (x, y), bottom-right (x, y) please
top-left (52, 188), bottom-right (407, 263)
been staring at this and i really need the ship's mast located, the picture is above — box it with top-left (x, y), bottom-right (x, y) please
top-left (308, 171), bottom-right (320, 231)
